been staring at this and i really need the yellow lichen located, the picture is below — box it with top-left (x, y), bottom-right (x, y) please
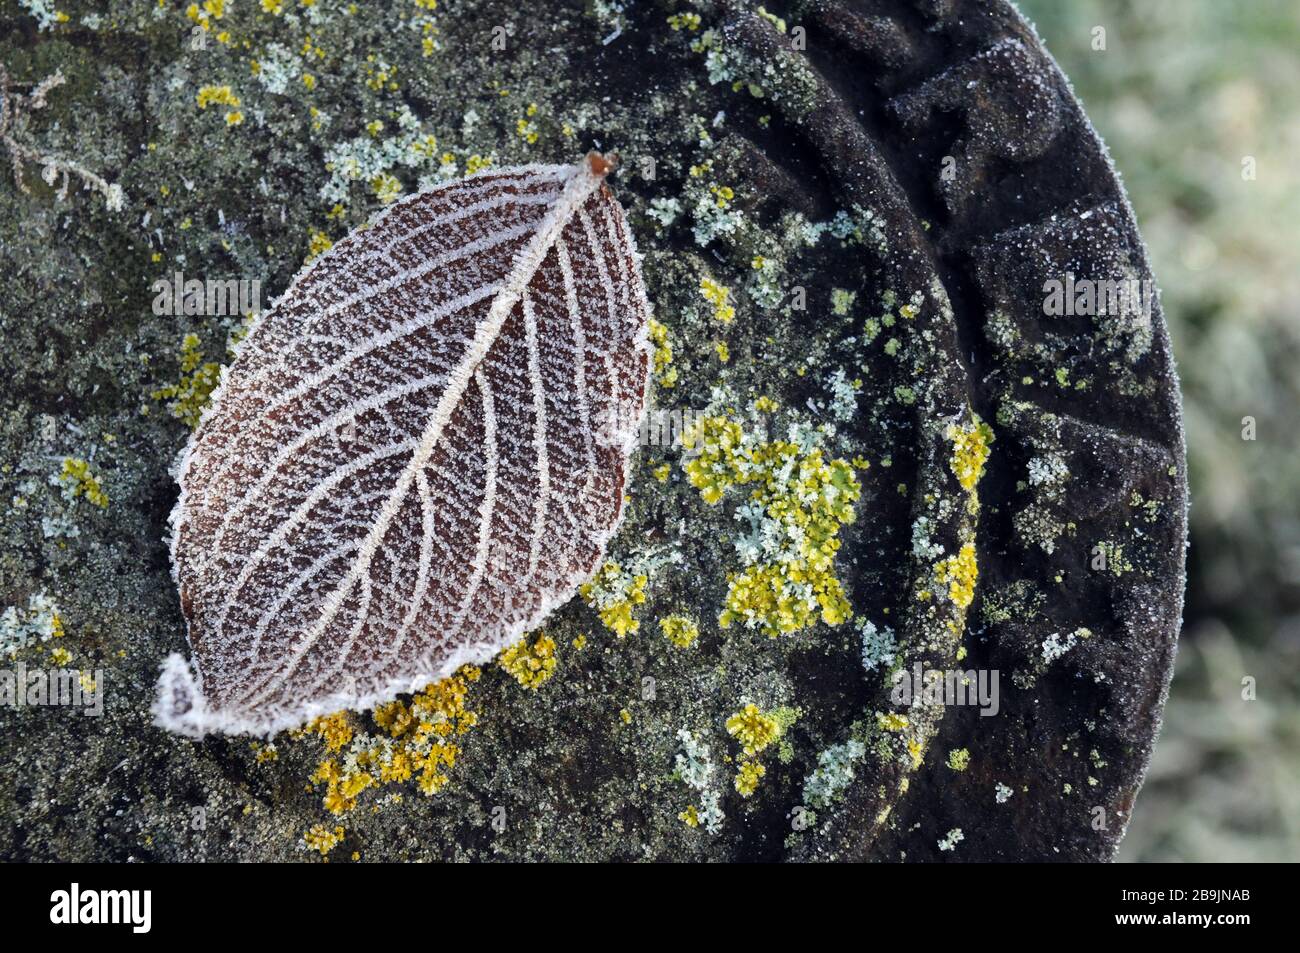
top-left (658, 614), bottom-right (699, 649)
top-left (725, 704), bottom-right (796, 798)
top-left (725, 703), bottom-right (780, 756)
top-left (647, 318), bottom-right (677, 388)
top-left (303, 824), bottom-right (344, 856)
top-left (683, 417), bottom-right (860, 637)
top-left (580, 562), bottom-right (647, 637)
top-left (699, 276), bottom-right (735, 323)
top-left (948, 415), bottom-right (994, 492)
top-left (305, 229), bottom-right (333, 263)
top-left (515, 103), bottom-right (540, 144)
top-left (195, 84), bottom-right (242, 126)
top-left (370, 172), bottom-right (402, 204)
top-left (734, 760), bottom-right (766, 797)
top-left (57, 457), bottom-right (109, 509)
top-left (709, 184), bottom-right (735, 208)
top-left (305, 711), bottom-right (353, 752)
top-left (934, 542), bottom-right (978, 610)
top-left (680, 416), bottom-right (743, 505)
top-left (362, 58), bottom-right (398, 92)
top-left (252, 742), bottom-right (279, 763)
top-left (498, 632), bottom-right (557, 689)
top-left (195, 86), bottom-right (241, 110)
top-left (877, 711), bottom-right (909, 732)
top-left (149, 333), bottom-right (222, 429)
top-left (302, 666), bottom-right (480, 815)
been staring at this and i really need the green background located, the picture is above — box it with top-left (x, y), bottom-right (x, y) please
top-left (1019, 0), bottom-right (1300, 862)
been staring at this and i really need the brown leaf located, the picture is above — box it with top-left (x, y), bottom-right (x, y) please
top-left (155, 154), bottom-right (651, 736)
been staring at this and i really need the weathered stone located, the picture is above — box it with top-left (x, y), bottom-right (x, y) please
top-left (0, 0), bottom-right (1184, 862)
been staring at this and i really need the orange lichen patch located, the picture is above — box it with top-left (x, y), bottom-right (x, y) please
top-left (303, 824), bottom-right (344, 856)
top-left (304, 711), bottom-right (353, 751)
top-left (300, 666), bottom-right (480, 815)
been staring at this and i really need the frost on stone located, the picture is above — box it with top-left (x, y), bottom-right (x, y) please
top-left (1041, 630), bottom-right (1078, 663)
top-left (155, 154), bottom-right (652, 737)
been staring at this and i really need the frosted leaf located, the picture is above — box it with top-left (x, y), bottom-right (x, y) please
top-left (155, 154), bottom-right (652, 736)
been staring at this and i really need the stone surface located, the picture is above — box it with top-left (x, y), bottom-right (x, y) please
top-left (0, 0), bottom-right (1185, 861)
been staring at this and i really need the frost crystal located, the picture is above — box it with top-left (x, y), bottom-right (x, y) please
top-left (156, 155), bottom-right (652, 736)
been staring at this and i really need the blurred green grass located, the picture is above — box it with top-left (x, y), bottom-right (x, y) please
top-left (1016, 0), bottom-right (1300, 862)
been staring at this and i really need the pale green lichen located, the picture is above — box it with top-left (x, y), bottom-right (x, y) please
top-left (802, 739), bottom-right (866, 809)
top-left (675, 728), bottom-right (725, 833)
top-left (149, 333), bottom-right (221, 429)
top-left (54, 458), bottom-right (108, 509)
top-left (1, 591), bottom-right (65, 658)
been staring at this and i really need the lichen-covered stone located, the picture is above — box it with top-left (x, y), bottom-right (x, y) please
top-left (0, 0), bottom-right (1184, 861)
